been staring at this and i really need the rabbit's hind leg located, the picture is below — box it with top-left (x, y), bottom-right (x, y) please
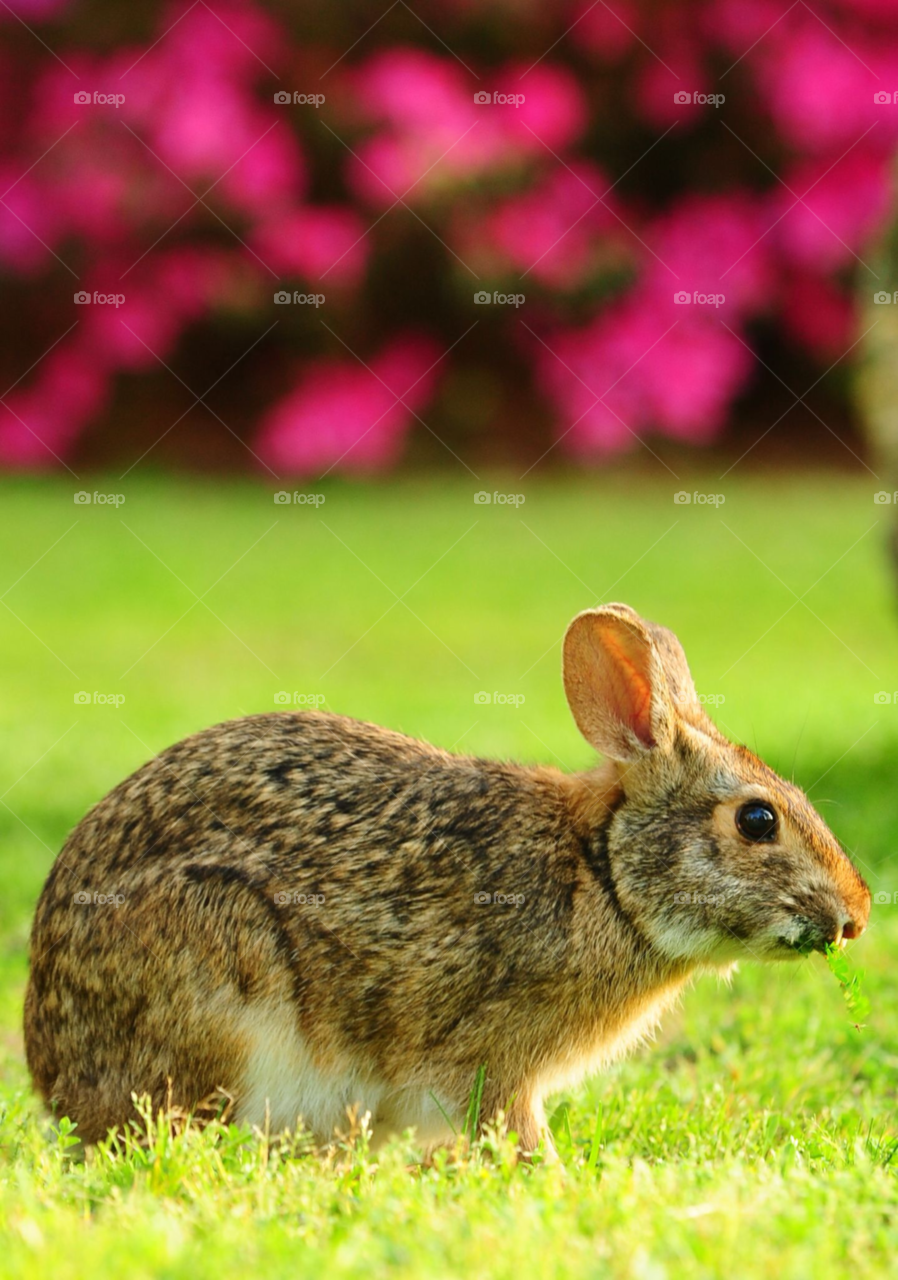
top-left (25, 865), bottom-right (301, 1144)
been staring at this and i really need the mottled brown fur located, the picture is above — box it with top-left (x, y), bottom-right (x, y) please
top-left (24, 605), bottom-right (870, 1152)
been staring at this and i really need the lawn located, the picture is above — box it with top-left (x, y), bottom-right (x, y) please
top-left (0, 467), bottom-right (896, 1278)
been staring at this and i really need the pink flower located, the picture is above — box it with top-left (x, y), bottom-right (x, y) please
top-left (347, 53), bottom-right (586, 206)
top-left (151, 246), bottom-right (239, 319)
top-left (217, 124), bottom-right (306, 216)
top-left (0, 0), bottom-right (70, 17)
top-left (252, 206), bottom-right (368, 286)
top-left (80, 292), bottom-right (186, 372)
top-left (0, 169), bottom-right (59, 273)
top-left (781, 271), bottom-right (856, 358)
top-left (852, 0), bottom-right (898, 14)
top-left (753, 24), bottom-right (879, 151)
top-left (537, 318), bottom-right (645, 452)
top-left (705, 0), bottom-right (802, 53)
top-left (139, 1), bottom-right (282, 81)
top-left (256, 336), bottom-right (441, 475)
top-left (641, 314), bottom-right (752, 437)
top-left (536, 298), bottom-right (751, 454)
top-left (351, 48), bottom-right (471, 135)
top-left (772, 151), bottom-right (892, 269)
top-left (153, 78), bottom-right (302, 199)
top-left (52, 157), bottom-right (133, 242)
top-left (346, 49), bottom-right (478, 203)
top-left (634, 43), bottom-right (710, 128)
top-left (643, 193), bottom-right (774, 317)
top-left (31, 54), bottom-right (104, 134)
top-left (79, 249), bottom-right (236, 371)
top-left (474, 162), bottom-right (623, 287)
top-left (498, 63), bottom-right (587, 154)
top-left (107, 5), bottom-right (304, 214)
top-left (346, 133), bottom-right (423, 206)
top-left (570, 0), bottom-right (638, 63)
top-left (0, 346), bottom-right (107, 468)
top-left (30, 62), bottom-right (186, 241)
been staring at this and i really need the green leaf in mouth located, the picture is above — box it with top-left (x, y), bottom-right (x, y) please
top-left (825, 943), bottom-right (871, 1030)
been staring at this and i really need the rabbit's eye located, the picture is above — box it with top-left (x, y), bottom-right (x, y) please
top-left (736, 801), bottom-right (778, 842)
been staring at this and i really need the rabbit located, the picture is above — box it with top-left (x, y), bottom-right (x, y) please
top-left (24, 604), bottom-right (871, 1154)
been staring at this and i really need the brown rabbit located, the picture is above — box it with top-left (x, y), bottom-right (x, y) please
top-left (25, 605), bottom-right (871, 1153)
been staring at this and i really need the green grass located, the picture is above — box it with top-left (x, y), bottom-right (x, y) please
top-left (1, 467), bottom-right (897, 1278)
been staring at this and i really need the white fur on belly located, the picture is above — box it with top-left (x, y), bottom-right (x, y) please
top-left (234, 1003), bottom-right (458, 1146)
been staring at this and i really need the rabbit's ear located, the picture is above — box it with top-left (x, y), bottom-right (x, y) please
top-left (563, 606), bottom-right (676, 761)
top-left (641, 621), bottom-right (697, 708)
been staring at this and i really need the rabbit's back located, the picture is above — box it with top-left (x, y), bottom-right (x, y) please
top-left (40, 709), bottom-right (569, 901)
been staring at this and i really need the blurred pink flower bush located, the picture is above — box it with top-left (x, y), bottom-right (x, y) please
top-left (257, 334), bottom-right (440, 474)
top-left (0, 0), bottom-right (896, 472)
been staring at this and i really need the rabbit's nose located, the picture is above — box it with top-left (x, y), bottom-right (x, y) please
top-left (834, 916), bottom-right (863, 945)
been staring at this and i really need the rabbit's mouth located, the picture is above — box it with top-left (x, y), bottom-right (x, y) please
top-left (780, 915), bottom-right (848, 957)
top-left (785, 936), bottom-right (826, 957)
